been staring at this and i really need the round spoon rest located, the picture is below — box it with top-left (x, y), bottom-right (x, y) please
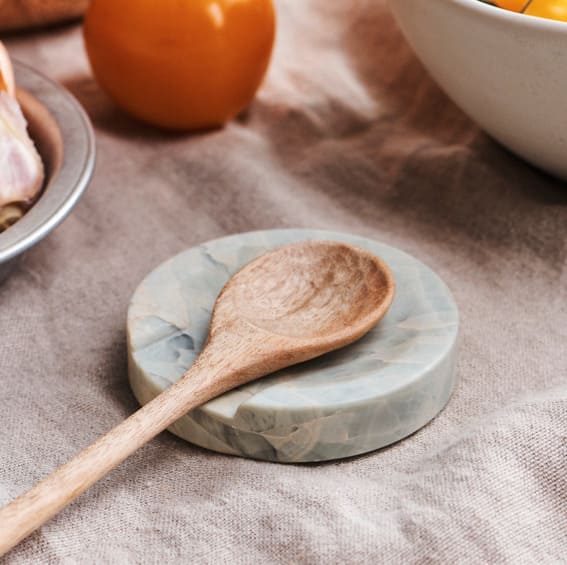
top-left (127, 230), bottom-right (459, 463)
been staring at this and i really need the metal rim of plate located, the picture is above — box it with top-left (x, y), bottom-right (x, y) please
top-left (127, 230), bottom-right (459, 463)
top-left (0, 61), bottom-right (96, 264)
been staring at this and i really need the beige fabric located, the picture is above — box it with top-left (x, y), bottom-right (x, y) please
top-left (2, 1), bottom-right (566, 562)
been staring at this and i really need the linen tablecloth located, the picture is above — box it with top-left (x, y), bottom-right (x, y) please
top-left (1, 1), bottom-right (566, 562)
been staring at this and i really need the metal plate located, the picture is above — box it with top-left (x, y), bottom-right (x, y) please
top-left (0, 61), bottom-right (95, 276)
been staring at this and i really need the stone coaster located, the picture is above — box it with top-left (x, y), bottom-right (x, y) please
top-left (127, 229), bottom-right (459, 463)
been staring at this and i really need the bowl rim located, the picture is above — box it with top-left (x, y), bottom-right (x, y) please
top-left (0, 60), bottom-right (95, 263)
top-left (446, 0), bottom-right (567, 30)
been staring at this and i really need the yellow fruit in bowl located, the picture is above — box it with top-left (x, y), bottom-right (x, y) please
top-left (496, 0), bottom-right (567, 22)
top-left (83, 0), bottom-right (276, 131)
top-left (495, 0), bottom-right (529, 10)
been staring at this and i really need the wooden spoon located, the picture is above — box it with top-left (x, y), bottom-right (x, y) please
top-left (0, 240), bottom-right (395, 555)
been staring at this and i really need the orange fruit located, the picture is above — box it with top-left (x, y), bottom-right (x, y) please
top-left (83, 0), bottom-right (276, 130)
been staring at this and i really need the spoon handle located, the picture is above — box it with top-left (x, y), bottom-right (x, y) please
top-left (0, 358), bottom-right (229, 557)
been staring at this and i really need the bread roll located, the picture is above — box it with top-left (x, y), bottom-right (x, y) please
top-left (0, 0), bottom-right (88, 31)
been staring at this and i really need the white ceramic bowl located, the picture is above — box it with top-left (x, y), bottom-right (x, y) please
top-left (389, 0), bottom-right (567, 179)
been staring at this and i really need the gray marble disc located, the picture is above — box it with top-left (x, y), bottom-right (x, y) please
top-left (127, 230), bottom-right (459, 463)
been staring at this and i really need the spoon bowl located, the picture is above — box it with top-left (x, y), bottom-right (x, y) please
top-left (220, 241), bottom-right (393, 339)
top-left (0, 240), bottom-right (394, 556)
top-left (207, 241), bottom-right (395, 383)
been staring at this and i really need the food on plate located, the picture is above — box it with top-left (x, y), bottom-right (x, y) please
top-left (0, 42), bottom-right (44, 233)
top-left (83, 0), bottom-right (276, 130)
top-left (493, 0), bottom-right (567, 21)
top-left (0, 43), bottom-right (15, 95)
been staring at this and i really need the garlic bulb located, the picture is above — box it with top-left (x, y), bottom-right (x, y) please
top-left (0, 41), bottom-right (44, 226)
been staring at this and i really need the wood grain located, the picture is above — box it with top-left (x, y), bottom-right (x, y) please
top-left (0, 241), bottom-right (395, 556)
